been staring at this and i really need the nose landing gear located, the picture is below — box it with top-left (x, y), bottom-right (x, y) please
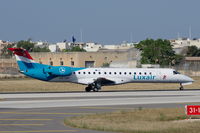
top-left (179, 83), bottom-right (184, 90)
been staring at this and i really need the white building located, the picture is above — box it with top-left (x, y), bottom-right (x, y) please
top-left (48, 44), bottom-right (59, 52)
top-left (69, 42), bottom-right (85, 49)
top-left (121, 41), bottom-right (136, 47)
top-left (0, 40), bottom-right (12, 51)
top-left (56, 42), bottom-right (70, 51)
top-left (189, 39), bottom-right (200, 48)
top-left (170, 38), bottom-right (200, 48)
top-left (103, 42), bottom-right (135, 50)
top-left (35, 41), bottom-right (48, 48)
top-left (83, 43), bottom-right (103, 52)
top-left (103, 45), bottom-right (120, 50)
top-left (170, 38), bottom-right (200, 54)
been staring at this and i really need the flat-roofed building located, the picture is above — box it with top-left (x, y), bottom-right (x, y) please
top-left (48, 44), bottom-right (58, 52)
top-left (30, 48), bottom-right (140, 68)
top-left (0, 40), bottom-right (13, 52)
top-left (171, 38), bottom-right (200, 49)
top-left (83, 42), bottom-right (102, 52)
top-left (56, 42), bottom-right (70, 51)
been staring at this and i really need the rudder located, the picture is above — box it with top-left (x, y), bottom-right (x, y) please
top-left (8, 48), bottom-right (36, 71)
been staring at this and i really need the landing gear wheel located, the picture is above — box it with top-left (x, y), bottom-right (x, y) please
top-left (93, 88), bottom-right (99, 92)
top-left (86, 83), bottom-right (101, 92)
top-left (85, 87), bottom-right (91, 92)
top-left (179, 86), bottom-right (184, 90)
top-left (179, 83), bottom-right (184, 90)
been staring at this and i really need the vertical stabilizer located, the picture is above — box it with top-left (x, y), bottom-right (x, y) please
top-left (8, 48), bottom-right (36, 71)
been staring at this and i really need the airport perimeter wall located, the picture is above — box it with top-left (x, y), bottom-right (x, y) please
top-left (0, 55), bottom-right (200, 78)
top-left (0, 61), bottom-right (200, 78)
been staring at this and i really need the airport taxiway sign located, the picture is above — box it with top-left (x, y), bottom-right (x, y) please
top-left (185, 105), bottom-right (200, 115)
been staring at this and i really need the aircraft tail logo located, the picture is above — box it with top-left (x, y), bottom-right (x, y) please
top-left (8, 48), bottom-right (36, 71)
top-left (8, 48), bottom-right (35, 63)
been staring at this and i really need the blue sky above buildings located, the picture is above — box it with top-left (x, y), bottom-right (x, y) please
top-left (0, 0), bottom-right (200, 44)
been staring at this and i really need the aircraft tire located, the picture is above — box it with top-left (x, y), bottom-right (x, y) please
top-left (93, 88), bottom-right (99, 92)
top-left (85, 87), bottom-right (91, 92)
top-left (179, 83), bottom-right (184, 90)
top-left (179, 87), bottom-right (184, 90)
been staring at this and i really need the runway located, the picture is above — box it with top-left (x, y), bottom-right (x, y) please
top-left (0, 90), bottom-right (200, 133)
top-left (0, 90), bottom-right (200, 108)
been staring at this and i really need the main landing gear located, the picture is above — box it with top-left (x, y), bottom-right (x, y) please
top-left (85, 83), bottom-right (101, 92)
top-left (179, 83), bottom-right (184, 90)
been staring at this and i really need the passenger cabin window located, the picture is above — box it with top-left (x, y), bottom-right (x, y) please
top-left (99, 72), bottom-right (101, 74)
top-left (109, 72), bottom-right (111, 74)
top-left (104, 72), bottom-right (107, 74)
top-left (173, 71), bottom-right (180, 75)
top-left (119, 72), bottom-right (122, 75)
top-left (129, 72), bottom-right (131, 75)
top-left (93, 72), bottom-right (96, 74)
top-left (114, 72), bottom-right (117, 75)
top-left (88, 72), bottom-right (91, 74)
top-left (139, 72), bottom-right (142, 75)
top-left (134, 72), bottom-right (136, 75)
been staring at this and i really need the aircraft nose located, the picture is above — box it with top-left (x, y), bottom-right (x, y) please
top-left (185, 75), bottom-right (194, 82)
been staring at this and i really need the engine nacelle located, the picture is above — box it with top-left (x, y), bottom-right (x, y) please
top-left (44, 66), bottom-right (72, 76)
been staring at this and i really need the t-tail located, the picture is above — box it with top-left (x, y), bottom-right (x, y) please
top-left (8, 48), bottom-right (74, 81)
top-left (8, 48), bottom-right (37, 72)
top-left (8, 48), bottom-right (50, 80)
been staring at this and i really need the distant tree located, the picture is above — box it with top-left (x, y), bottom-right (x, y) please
top-left (102, 62), bottom-right (110, 67)
top-left (71, 46), bottom-right (86, 52)
top-left (186, 46), bottom-right (200, 56)
top-left (1, 43), bottom-right (15, 57)
top-left (32, 47), bottom-right (50, 52)
top-left (135, 38), bottom-right (183, 66)
top-left (16, 40), bottom-right (50, 52)
top-left (16, 40), bottom-right (35, 51)
top-left (172, 54), bottom-right (184, 65)
top-left (63, 46), bottom-right (86, 52)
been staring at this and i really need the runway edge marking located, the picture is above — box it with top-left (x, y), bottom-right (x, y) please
top-left (0, 130), bottom-right (78, 133)
top-left (0, 119), bottom-right (52, 121)
top-left (0, 112), bottom-right (93, 115)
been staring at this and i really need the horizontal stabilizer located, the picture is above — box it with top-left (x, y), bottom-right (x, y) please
top-left (8, 48), bottom-right (33, 60)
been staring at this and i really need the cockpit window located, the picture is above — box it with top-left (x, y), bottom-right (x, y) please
top-left (173, 71), bottom-right (180, 75)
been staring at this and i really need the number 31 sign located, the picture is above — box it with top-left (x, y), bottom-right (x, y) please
top-left (185, 105), bottom-right (200, 115)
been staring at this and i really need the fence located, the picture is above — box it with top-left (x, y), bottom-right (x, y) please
top-left (0, 58), bottom-right (24, 78)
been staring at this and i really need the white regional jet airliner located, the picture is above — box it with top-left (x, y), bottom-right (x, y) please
top-left (9, 48), bottom-right (194, 92)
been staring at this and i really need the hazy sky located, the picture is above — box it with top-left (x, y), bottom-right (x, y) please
top-left (0, 0), bottom-right (200, 44)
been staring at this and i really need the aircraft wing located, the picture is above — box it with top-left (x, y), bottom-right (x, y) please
top-left (94, 77), bottom-right (116, 86)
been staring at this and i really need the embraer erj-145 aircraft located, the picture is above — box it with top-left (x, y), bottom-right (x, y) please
top-left (9, 48), bottom-right (194, 92)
